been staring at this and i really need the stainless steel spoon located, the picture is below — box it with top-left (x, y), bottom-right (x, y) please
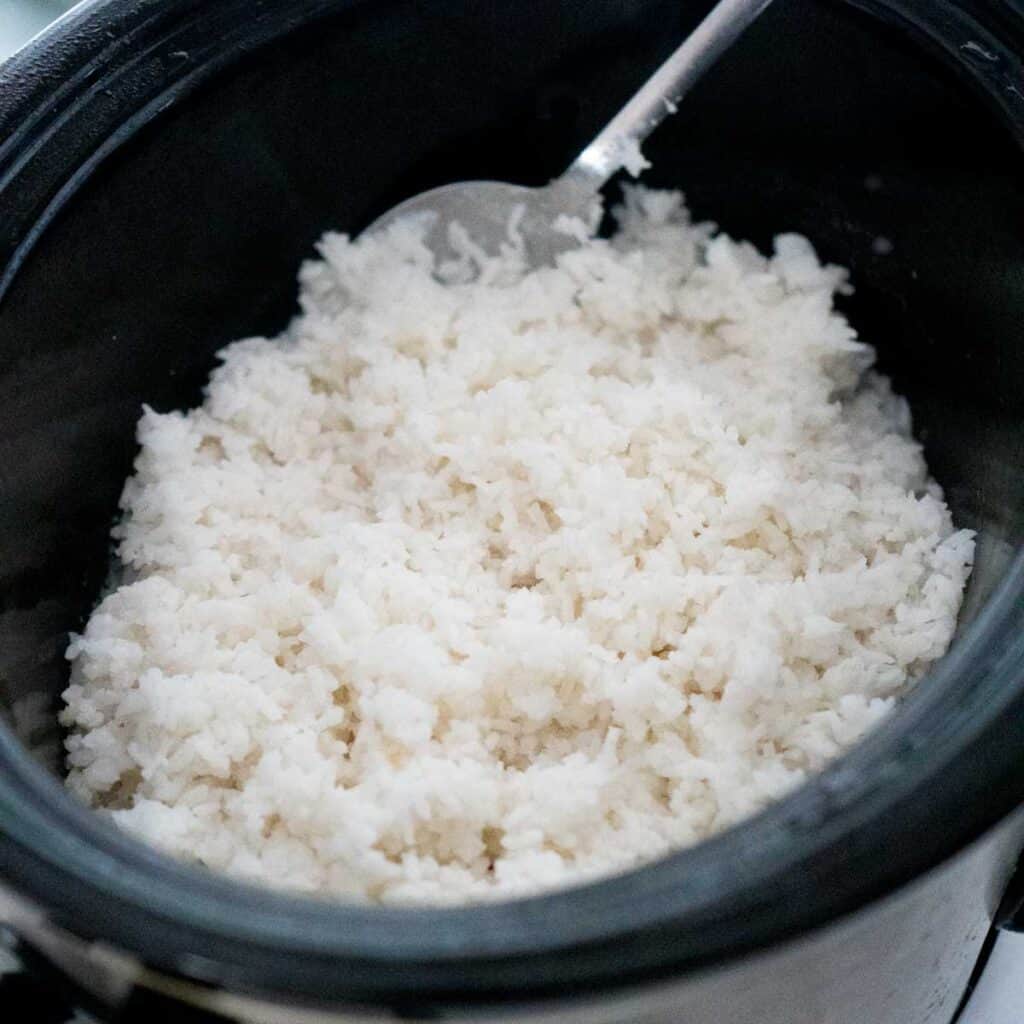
top-left (366, 0), bottom-right (773, 266)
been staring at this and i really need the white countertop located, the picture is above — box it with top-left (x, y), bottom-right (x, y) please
top-left (960, 932), bottom-right (1024, 1023)
top-left (0, 0), bottom-right (74, 62)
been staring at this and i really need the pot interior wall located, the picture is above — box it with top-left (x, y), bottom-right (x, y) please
top-left (0, 0), bottom-right (1021, 772)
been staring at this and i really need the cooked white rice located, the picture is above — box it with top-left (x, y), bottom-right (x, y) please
top-left (61, 188), bottom-right (973, 904)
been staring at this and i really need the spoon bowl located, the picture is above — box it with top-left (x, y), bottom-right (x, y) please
top-left (365, 179), bottom-right (597, 266)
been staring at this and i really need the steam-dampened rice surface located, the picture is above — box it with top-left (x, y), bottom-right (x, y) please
top-left (62, 189), bottom-right (973, 903)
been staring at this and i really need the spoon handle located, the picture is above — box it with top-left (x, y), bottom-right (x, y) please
top-left (560, 0), bottom-right (774, 193)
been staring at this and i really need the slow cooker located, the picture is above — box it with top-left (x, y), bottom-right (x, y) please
top-left (0, 1), bottom-right (1022, 1021)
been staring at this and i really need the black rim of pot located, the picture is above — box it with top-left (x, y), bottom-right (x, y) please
top-left (0, 0), bottom-right (1022, 1009)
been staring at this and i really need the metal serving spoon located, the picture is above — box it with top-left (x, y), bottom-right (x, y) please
top-left (366, 0), bottom-right (773, 266)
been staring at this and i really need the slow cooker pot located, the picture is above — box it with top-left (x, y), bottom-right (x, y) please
top-left (0, 0), bottom-right (1023, 1021)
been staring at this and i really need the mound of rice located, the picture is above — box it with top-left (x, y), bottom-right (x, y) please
top-left (61, 188), bottom-right (973, 904)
